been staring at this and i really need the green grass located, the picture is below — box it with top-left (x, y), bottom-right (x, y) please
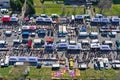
top-left (33, 0), bottom-right (85, 15)
top-left (0, 67), bottom-right (12, 77)
top-left (27, 67), bottom-right (52, 79)
top-left (80, 69), bottom-right (116, 80)
top-left (104, 4), bottom-right (120, 16)
top-left (0, 66), bottom-right (120, 80)
top-left (93, 4), bottom-right (120, 16)
top-left (27, 67), bottom-right (119, 80)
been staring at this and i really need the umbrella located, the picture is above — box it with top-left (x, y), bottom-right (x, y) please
top-left (56, 72), bottom-right (61, 77)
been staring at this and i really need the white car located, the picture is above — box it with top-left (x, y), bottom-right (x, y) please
top-left (18, 28), bottom-right (21, 35)
top-left (14, 31), bottom-right (17, 36)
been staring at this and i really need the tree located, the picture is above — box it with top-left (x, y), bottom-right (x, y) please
top-left (6, 63), bottom-right (29, 80)
top-left (98, 0), bottom-right (112, 14)
top-left (10, 0), bottom-right (23, 11)
top-left (26, 0), bottom-right (35, 14)
top-left (72, 6), bottom-right (77, 15)
top-left (40, 0), bottom-right (45, 4)
top-left (61, 6), bottom-right (66, 16)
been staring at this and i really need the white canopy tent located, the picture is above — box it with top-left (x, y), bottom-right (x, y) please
top-left (62, 26), bottom-right (67, 33)
top-left (69, 40), bottom-right (76, 45)
top-left (81, 40), bottom-right (89, 44)
top-left (100, 45), bottom-right (111, 50)
top-left (90, 32), bottom-right (98, 36)
top-left (79, 32), bottom-right (88, 36)
top-left (13, 39), bottom-right (20, 43)
top-left (22, 26), bottom-right (29, 30)
top-left (103, 40), bottom-right (113, 45)
top-left (78, 64), bottom-right (87, 69)
top-left (34, 39), bottom-right (41, 44)
top-left (5, 31), bottom-right (12, 34)
top-left (58, 25), bottom-right (63, 32)
top-left (36, 17), bottom-right (44, 21)
top-left (91, 39), bottom-right (99, 43)
top-left (95, 14), bottom-right (103, 18)
top-left (10, 17), bottom-right (19, 21)
top-left (52, 64), bottom-right (60, 68)
top-left (4, 56), bottom-right (9, 66)
top-left (90, 43), bottom-right (100, 49)
top-left (60, 39), bottom-right (66, 43)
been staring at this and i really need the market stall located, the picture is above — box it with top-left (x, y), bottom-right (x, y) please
top-left (10, 16), bottom-right (19, 23)
top-left (111, 18), bottom-right (119, 26)
top-left (45, 37), bottom-right (55, 51)
top-left (100, 45), bottom-right (111, 51)
top-left (57, 43), bottom-right (68, 50)
top-left (75, 15), bottom-right (84, 24)
top-left (100, 18), bottom-right (109, 26)
top-left (1, 15), bottom-right (10, 23)
top-left (90, 18), bottom-right (100, 26)
top-left (36, 17), bottom-right (44, 25)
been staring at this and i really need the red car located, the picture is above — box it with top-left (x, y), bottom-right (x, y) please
top-left (27, 39), bottom-right (32, 48)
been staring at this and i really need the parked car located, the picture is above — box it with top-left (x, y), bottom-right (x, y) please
top-left (104, 63), bottom-right (109, 69)
top-left (18, 28), bottom-right (21, 35)
top-left (116, 40), bottom-right (120, 50)
top-left (22, 39), bottom-right (28, 44)
top-left (14, 31), bottom-right (17, 36)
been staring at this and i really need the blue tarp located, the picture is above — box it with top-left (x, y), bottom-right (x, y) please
top-left (9, 57), bottom-right (38, 62)
top-left (28, 57), bottom-right (38, 62)
top-left (112, 18), bottom-right (119, 22)
top-left (92, 18), bottom-right (109, 23)
top-left (9, 57), bottom-right (17, 61)
top-left (22, 32), bottom-right (29, 35)
top-left (75, 15), bottom-right (84, 19)
top-left (100, 45), bottom-right (111, 50)
top-left (38, 30), bottom-right (46, 34)
top-left (68, 45), bottom-right (79, 50)
top-left (18, 57), bottom-right (28, 62)
top-left (36, 17), bottom-right (44, 21)
top-left (57, 43), bottom-right (68, 48)
top-left (92, 18), bottom-right (100, 22)
top-left (44, 18), bottom-right (52, 22)
top-left (45, 45), bottom-right (54, 50)
top-left (80, 26), bottom-right (87, 32)
top-left (101, 18), bottom-right (109, 23)
top-left (38, 58), bottom-right (58, 61)
top-left (45, 43), bottom-right (54, 50)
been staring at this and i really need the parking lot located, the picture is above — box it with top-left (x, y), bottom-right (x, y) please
top-left (0, 13), bottom-right (120, 70)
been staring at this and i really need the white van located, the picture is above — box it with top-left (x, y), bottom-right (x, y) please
top-left (103, 40), bottom-right (113, 46)
top-left (5, 31), bottom-right (12, 35)
top-left (0, 40), bottom-right (7, 45)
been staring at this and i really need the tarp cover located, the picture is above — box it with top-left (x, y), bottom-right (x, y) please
top-left (2, 15), bottom-right (10, 22)
top-left (57, 43), bottom-right (68, 48)
top-left (46, 37), bottom-right (53, 42)
top-left (112, 18), bottom-right (119, 22)
top-left (10, 17), bottom-right (18, 21)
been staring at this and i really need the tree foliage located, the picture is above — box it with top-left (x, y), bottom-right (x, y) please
top-left (98, 0), bottom-right (112, 14)
top-left (10, 0), bottom-right (23, 11)
top-left (6, 63), bottom-right (29, 80)
top-left (40, 0), bottom-right (45, 4)
top-left (26, 0), bottom-right (36, 14)
top-left (10, 0), bottom-right (35, 14)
